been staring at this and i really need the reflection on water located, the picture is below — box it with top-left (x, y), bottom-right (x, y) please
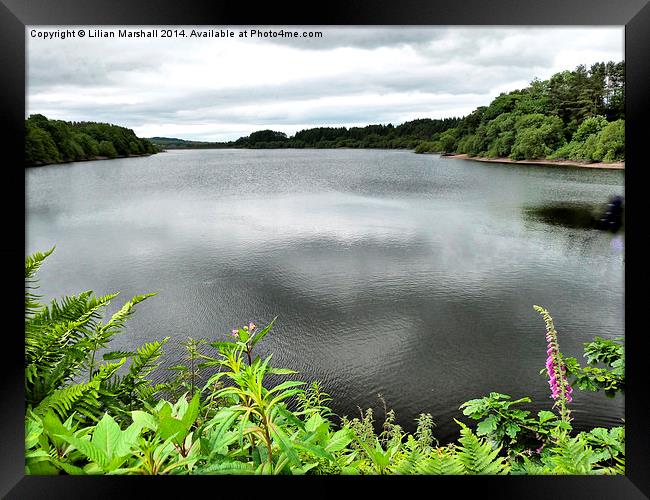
top-left (524, 197), bottom-right (624, 232)
top-left (25, 149), bottom-right (625, 442)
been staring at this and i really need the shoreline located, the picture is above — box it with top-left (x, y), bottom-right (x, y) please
top-left (441, 153), bottom-right (624, 170)
top-left (26, 152), bottom-right (156, 168)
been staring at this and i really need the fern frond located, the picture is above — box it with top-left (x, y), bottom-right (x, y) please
top-left (25, 247), bottom-right (56, 316)
top-left (127, 338), bottom-right (168, 380)
top-left (33, 380), bottom-right (102, 421)
top-left (547, 435), bottom-right (600, 474)
top-left (98, 293), bottom-right (157, 338)
top-left (415, 449), bottom-right (465, 475)
top-left (454, 420), bottom-right (509, 475)
top-left (25, 247), bottom-right (55, 281)
top-left (26, 292), bottom-right (117, 366)
top-left (26, 349), bottom-right (88, 405)
top-left (510, 456), bottom-right (554, 475)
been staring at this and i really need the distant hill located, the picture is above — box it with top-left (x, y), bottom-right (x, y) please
top-left (147, 137), bottom-right (230, 149)
top-left (148, 117), bottom-right (462, 151)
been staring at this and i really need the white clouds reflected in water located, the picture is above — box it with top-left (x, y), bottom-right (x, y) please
top-left (27, 26), bottom-right (623, 141)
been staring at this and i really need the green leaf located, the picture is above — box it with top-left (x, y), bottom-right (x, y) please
top-left (56, 433), bottom-right (109, 469)
top-left (250, 316), bottom-right (277, 348)
top-left (505, 423), bottom-right (521, 439)
top-left (131, 410), bottom-right (158, 431)
top-left (292, 441), bottom-right (335, 462)
top-left (103, 351), bottom-right (135, 360)
top-left (325, 428), bottom-right (354, 453)
top-left (26, 417), bottom-right (44, 449)
top-left (207, 409), bottom-right (242, 455)
top-left (91, 413), bottom-right (122, 458)
top-left (538, 410), bottom-right (556, 423)
top-left (267, 367), bottom-right (298, 376)
top-left (276, 406), bottom-right (306, 431)
top-left (209, 341), bottom-right (235, 351)
top-left (181, 392), bottom-right (201, 430)
top-left (114, 422), bottom-right (142, 457)
top-left (198, 460), bottom-right (255, 475)
top-left (158, 416), bottom-right (187, 444)
top-left (269, 423), bottom-right (301, 467)
top-left (476, 415), bottom-right (499, 436)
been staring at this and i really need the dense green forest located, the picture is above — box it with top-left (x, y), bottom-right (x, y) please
top-left (149, 61), bottom-right (624, 164)
top-left (415, 61), bottom-right (625, 163)
top-left (25, 249), bottom-right (625, 475)
top-left (149, 118), bottom-right (461, 151)
top-left (25, 114), bottom-right (158, 166)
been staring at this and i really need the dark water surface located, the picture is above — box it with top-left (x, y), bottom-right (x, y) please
top-left (25, 149), bottom-right (625, 442)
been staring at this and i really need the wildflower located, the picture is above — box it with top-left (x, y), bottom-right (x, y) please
top-left (534, 305), bottom-right (573, 423)
top-left (248, 322), bottom-right (256, 331)
top-left (231, 329), bottom-right (239, 338)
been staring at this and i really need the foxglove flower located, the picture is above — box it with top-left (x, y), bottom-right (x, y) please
top-left (534, 305), bottom-right (573, 422)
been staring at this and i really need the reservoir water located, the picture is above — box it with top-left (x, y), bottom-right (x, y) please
top-left (25, 149), bottom-right (625, 442)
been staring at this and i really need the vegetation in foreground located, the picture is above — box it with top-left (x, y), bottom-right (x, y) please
top-left (25, 114), bottom-right (159, 166)
top-left (25, 248), bottom-right (624, 475)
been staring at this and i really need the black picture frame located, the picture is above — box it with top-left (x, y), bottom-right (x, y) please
top-left (2, 0), bottom-right (648, 497)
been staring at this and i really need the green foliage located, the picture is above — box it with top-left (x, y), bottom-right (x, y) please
top-left (25, 114), bottom-right (158, 166)
top-left (414, 140), bottom-right (442, 154)
top-left (427, 61), bottom-right (624, 162)
top-left (25, 250), bottom-right (625, 475)
top-left (509, 115), bottom-right (565, 160)
top-left (460, 392), bottom-right (568, 454)
top-left (25, 249), bottom-right (161, 424)
top-left (438, 128), bottom-right (460, 153)
top-left (563, 336), bottom-right (624, 396)
top-left (97, 140), bottom-right (118, 158)
top-left (542, 434), bottom-right (603, 474)
top-left (550, 118), bottom-right (624, 163)
top-left (167, 337), bottom-right (210, 399)
top-left (151, 118), bottom-right (460, 151)
top-left (454, 420), bottom-right (510, 474)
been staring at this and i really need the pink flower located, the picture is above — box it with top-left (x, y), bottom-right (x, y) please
top-left (248, 322), bottom-right (256, 331)
top-left (231, 329), bottom-right (239, 338)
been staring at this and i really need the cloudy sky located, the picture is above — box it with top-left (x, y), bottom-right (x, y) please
top-left (27, 26), bottom-right (623, 141)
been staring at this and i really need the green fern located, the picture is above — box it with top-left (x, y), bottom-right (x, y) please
top-left (34, 380), bottom-right (102, 421)
top-left (546, 434), bottom-right (601, 474)
top-left (101, 339), bottom-right (169, 414)
top-left (25, 249), bottom-right (157, 422)
top-left (454, 420), bottom-right (509, 474)
top-left (415, 448), bottom-right (466, 475)
top-left (25, 247), bottom-right (55, 317)
top-left (510, 456), bottom-right (554, 475)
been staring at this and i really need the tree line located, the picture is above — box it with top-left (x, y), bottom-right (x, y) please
top-left (25, 114), bottom-right (159, 166)
top-left (149, 117), bottom-right (462, 151)
top-left (149, 61), bottom-right (624, 164)
top-left (415, 61), bottom-right (625, 163)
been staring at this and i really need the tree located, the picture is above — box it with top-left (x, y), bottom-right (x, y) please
top-left (97, 140), bottom-right (118, 158)
top-left (510, 115), bottom-right (565, 160)
top-left (25, 124), bottom-right (61, 165)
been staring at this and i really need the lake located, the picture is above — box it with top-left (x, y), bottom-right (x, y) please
top-left (25, 148), bottom-right (625, 442)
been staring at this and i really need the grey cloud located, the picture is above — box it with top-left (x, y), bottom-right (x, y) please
top-left (253, 27), bottom-right (451, 51)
